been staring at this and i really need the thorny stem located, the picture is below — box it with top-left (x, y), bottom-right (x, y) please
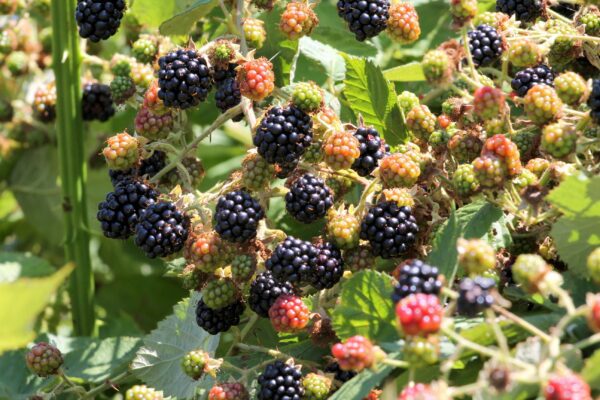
top-left (236, 343), bottom-right (320, 367)
top-left (486, 309), bottom-right (511, 356)
top-left (492, 304), bottom-right (553, 343)
top-left (82, 371), bottom-right (131, 399)
top-left (380, 358), bottom-right (410, 368)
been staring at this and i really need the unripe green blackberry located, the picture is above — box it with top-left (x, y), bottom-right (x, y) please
top-left (508, 39), bottom-right (541, 68)
top-left (125, 385), bottom-right (163, 400)
top-left (181, 350), bottom-right (209, 380)
top-left (326, 174), bottom-right (354, 199)
top-left (326, 207), bottom-right (360, 249)
top-left (512, 168), bottom-right (538, 189)
top-left (523, 85), bottom-right (563, 125)
top-left (429, 129), bottom-right (452, 149)
top-left (450, 0), bottom-right (477, 25)
top-left (404, 336), bottom-right (439, 366)
top-left (580, 12), bottom-right (600, 36)
top-left (588, 247), bottom-right (600, 283)
top-left (302, 373), bottom-right (332, 400)
top-left (554, 72), bottom-right (589, 106)
top-left (132, 37), bottom-right (158, 64)
top-left (452, 164), bottom-right (479, 196)
top-left (202, 278), bottom-right (237, 309)
top-left (584, 123), bottom-right (600, 139)
top-left (398, 91), bottom-right (420, 114)
top-left (241, 152), bottom-right (275, 191)
top-left (448, 130), bottom-right (483, 163)
top-left (545, 20), bottom-right (580, 69)
top-left (344, 245), bottom-right (376, 271)
top-left (303, 142), bottom-right (324, 163)
top-left (131, 62), bottom-right (154, 89)
top-left (181, 265), bottom-right (208, 291)
top-left (6, 50), bottom-right (28, 76)
top-left (379, 153), bottom-right (421, 188)
top-left (163, 157), bottom-right (205, 190)
top-left (512, 254), bottom-right (551, 293)
top-left (110, 75), bottom-right (136, 104)
top-left (526, 157), bottom-right (550, 177)
top-left (243, 18), bottom-right (266, 49)
top-left (473, 86), bottom-right (506, 120)
top-left (102, 133), bottom-right (139, 170)
top-left (208, 40), bottom-right (236, 70)
top-left (406, 105), bottom-right (436, 141)
top-left (472, 154), bottom-right (507, 188)
top-left (26, 342), bottom-right (63, 377)
top-left (231, 254), bottom-right (257, 282)
top-left (457, 238), bottom-right (496, 275)
top-left (512, 130), bottom-right (539, 161)
top-left (422, 50), bottom-right (452, 86)
top-left (473, 11), bottom-right (507, 29)
top-left (484, 118), bottom-right (509, 137)
top-left (380, 187), bottom-right (415, 207)
top-left (0, 31), bottom-right (16, 55)
top-left (292, 82), bottom-right (323, 113)
top-left (541, 122), bottom-right (577, 158)
top-left (111, 57), bottom-right (132, 77)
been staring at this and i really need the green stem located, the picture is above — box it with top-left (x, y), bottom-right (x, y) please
top-left (51, 0), bottom-right (95, 336)
top-left (82, 371), bottom-right (131, 399)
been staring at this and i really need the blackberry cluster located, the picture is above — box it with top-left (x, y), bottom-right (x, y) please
top-left (134, 201), bottom-right (190, 258)
top-left (82, 83), bottom-right (115, 122)
top-left (254, 105), bottom-right (313, 165)
top-left (392, 259), bottom-right (443, 303)
top-left (285, 173), bottom-right (334, 223)
top-left (265, 236), bottom-right (319, 285)
top-left (456, 277), bottom-right (496, 317)
top-left (214, 190), bottom-right (264, 243)
top-left (511, 64), bottom-right (554, 97)
top-left (97, 179), bottom-right (158, 239)
top-left (360, 201), bottom-right (419, 259)
top-left (467, 25), bottom-right (503, 67)
top-left (75, 0), bottom-right (126, 42)
top-left (157, 49), bottom-right (213, 109)
top-left (589, 79), bottom-right (600, 124)
top-left (495, 0), bottom-right (542, 22)
top-left (311, 242), bottom-right (344, 289)
top-left (248, 271), bottom-right (294, 317)
top-left (351, 126), bottom-right (388, 176)
top-left (257, 360), bottom-right (304, 400)
top-left (109, 151), bottom-right (167, 186)
top-left (325, 362), bottom-right (357, 384)
top-left (336, 0), bottom-right (390, 41)
top-left (195, 299), bottom-right (245, 335)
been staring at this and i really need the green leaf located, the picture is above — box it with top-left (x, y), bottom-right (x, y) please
top-left (298, 37), bottom-right (346, 82)
top-left (328, 362), bottom-right (395, 400)
top-left (582, 348), bottom-right (600, 389)
top-left (0, 252), bottom-right (54, 283)
top-left (384, 62), bottom-right (426, 82)
top-left (341, 54), bottom-right (406, 145)
top-left (0, 349), bottom-right (50, 400)
top-left (131, 292), bottom-right (220, 399)
top-left (331, 270), bottom-right (398, 342)
top-left (130, 0), bottom-right (217, 36)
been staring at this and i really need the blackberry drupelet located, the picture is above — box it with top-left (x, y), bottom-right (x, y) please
top-left (589, 79), bottom-right (600, 124)
top-left (195, 299), bottom-right (245, 335)
top-left (254, 105), bottom-right (313, 165)
top-left (82, 83), bottom-right (115, 122)
top-left (360, 201), bottom-right (419, 259)
top-left (75, 0), bottom-right (126, 42)
top-left (456, 276), bottom-right (496, 316)
top-left (214, 190), bottom-right (265, 243)
top-left (157, 49), bottom-right (213, 109)
top-left (257, 360), bottom-right (304, 400)
top-left (248, 271), bottom-right (294, 317)
top-left (285, 173), bottom-right (334, 223)
top-left (337, 0), bottom-right (390, 41)
top-left (325, 362), bottom-right (357, 384)
top-left (265, 236), bottom-right (319, 285)
top-left (511, 64), bottom-right (554, 97)
top-left (97, 179), bottom-right (158, 239)
top-left (495, 0), bottom-right (542, 22)
top-left (134, 201), bottom-right (190, 258)
top-left (392, 259), bottom-right (443, 303)
top-left (351, 126), bottom-right (389, 176)
top-left (467, 24), bottom-right (503, 67)
top-left (311, 242), bottom-right (344, 289)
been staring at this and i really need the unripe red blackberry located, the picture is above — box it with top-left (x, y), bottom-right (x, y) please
top-left (125, 385), bottom-right (163, 400)
top-left (482, 134), bottom-right (522, 176)
top-left (421, 50), bottom-right (452, 86)
top-left (343, 245), bottom-right (376, 271)
top-left (135, 106), bottom-right (175, 140)
top-left (269, 294), bottom-right (310, 332)
top-left (158, 49), bottom-right (213, 109)
top-left (142, 81), bottom-right (169, 115)
top-left (508, 38), bottom-right (541, 67)
top-left (331, 335), bottom-right (376, 371)
top-left (403, 335), bottom-right (439, 365)
top-left (75, 0), bottom-right (126, 42)
top-left (326, 207), bottom-right (360, 249)
top-left (237, 58), bottom-right (275, 101)
top-left (33, 82), bottom-right (57, 123)
top-left (186, 231), bottom-right (237, 273)
top-left (285, 173), bottom-right (334, 223)
top-left (587, 293), bottom-right (600, 332)
top-left (243, 18), bottom-right (266, 49)
top-left (241, 152), bottom-right (275, 191)
top-left (102, 133), bottom-right (139, 170)
top-left (473, 86), bottom-right (506, 120)
top-left (541, 122), bottom-right (577, 158)
top-left (336, 0), bottom-right (390, 41)
top-left (587, 247), bottom-right (600, 283)
top-left (231, 254), bottom-right (256, 282)
top-left (181, 349), bottom-right (209, 380)
top-left (280, 2), bottom-right (319, 40)
top-left (450, 0), bottom-right (478, 25)
top-left (202, 278), bottom-right (237, 309)
top-left (554, 72), bottom-right (589, 106)
top-left (524, 84), bottom-right (563, 125)
top-left (132, 36), bottom-right (158, 64)
top-left (386, 2), bottom-right (421, 44)
top-left (398, 383), bottom-right (436, 400)
top-left (26, 342), bottom-right (63, 377)
top-left (324, 130), bottom-right (361, 170)
top-left (379, 153), bottom-right (420, 188)
top-left (396, 293), bottom-right (443, 336)
top-left (209, 382), bottom-right (249, 400)
top-left (452, 164), bottom-right (479, 196)
top-left (302, 373), bottom-right (332, 400)
top-left (448, 130), bottom-right (483, 164)
top-left (82, 83), bottom-right (115, 122)
top-left (545, 374), bottom-right (592, 400)
top-left (406, 105), bottom-right (436, 141)
top-left (472, 154), bottom-right (507, 188)
top-left (291, 81), bottom-right (323, 113)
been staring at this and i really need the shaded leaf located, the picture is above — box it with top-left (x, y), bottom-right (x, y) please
top-left (0, 349), bottom-right (50, 400)
top-left (582, 348), bottom-right (600, 389)
top-left (130, 0), bottom-right (216, 36)
top-left (0, 252), bottom-right (54, 283)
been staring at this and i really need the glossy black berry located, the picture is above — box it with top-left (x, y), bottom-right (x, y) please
top-left (134, 201), bottom-right (190, 258)
top-left (213, 63), bottom-right (237, 86)
top-left (257, 360), bottom-right (304, 400)
top-left (360, 201), bottom-right (419, 259)
top-left (265, 236), bottom-right (319, 285)
top-left (82, 83), bottom-right (115, 122)
top-left (456, 276), bottom-right (496, 317)
top-left (285, 173), bottom-right (333, 223)
top-left (325, 362), bottom-right (357, 384)
top-left (467, 25), bottom-right (503, 67)
top-left (311, 242), bottom-right (344, 289)
top-left (495, 0), bottom-right (542, 22)
top-left (392, 259), bottom-right (443, 303)
top-left (511, 64), bottom-right (554, 97)
top-left (214, 190), bottom-right (265, 243)
top-left (97, 179), bottom-right (158, 239)
top-left (75, 0), bottom-right (126, 42)
top-left (157, 49), bottom-right (213, 110)
top-left (109, 151), bottom-right (167, 187)
top-left (337, 0), bottom-right (390, 41)
top-left (351, 126), bottom-right (388, 177)
top-left (195, 298), bottom-right (245, 335)
top-left (248, 271), bottom-right (294, 317)
top-left (215, 78), bottom-right (242, 120)
top-left (254, 105), bottom-right (313, 165)
top-left (589, 79), bottom-right (600, 124)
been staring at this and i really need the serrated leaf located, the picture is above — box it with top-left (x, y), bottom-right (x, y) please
top-left (0, 252), bottom-right (54, 283)
top-left (331, 270), bottom-right (398, 342)
top-left (0, 349), bottom-right (50, 400)
top-left (131, 292), bottom-right (220, 399)
top-left (130, 0), bottom-right (217, 36)
top-left (299, 37), bottom-right (346, 82)
top-left (582, 348), bottom-right (600, 389)
top-left (383, 62), bottom-right (426, 82)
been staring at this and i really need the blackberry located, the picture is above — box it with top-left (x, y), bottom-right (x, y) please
top-left (311, 242), bottom-right (344, 289)
top-left (467, 25), bottom-right (503, 67)
top-left (265, 236), bottom-right (319, 285)
top-left (511, 64), bottom-right (554, 97)
top-left (26, 342), bottom-right (63, 377)
top-left (108, 151), bottom-right (166, 186)
top-left (254, 105), bottom-right (313, 165)
top-left (214, 190), bottom-right (265, 243)
top-left (213, 63), bottom-right (237, 86)
top-left (195, 299), bottom-right (245, 335)
top-left (391, 259), bottom-right (443, 303)
top-left (360, 201), bottom-right (419, 259)
top-left (157, 49), bottom-right (213, 110)
top-left (456, 277), bottom-right (496, 316)
top-left (214, 77), bottom-right (242, 121)
top-left (495, 0), bottom-right (542, 22)
top-left (248, 271), bottom-right (294, 317)
top-left (257, 360), bottom-right (304, 400)
top-left (589, 80), bottom-right (600, 124)
top-left (97, 179), bottom-right (157, 239)
top-left (285, 173), bottom-right (333, 223)
top-left (75, 0), bottom-right (126, 42)
top-left (351, 126), bottom-right (388, 176)
top-left (324, 362), bottom-right (357, 384)
top-left (336, 0), bottom-right (390, 41)
top-left (134, 201), bottom-right (190, 258)
top-left (82, 83), bottom-right (115, 122)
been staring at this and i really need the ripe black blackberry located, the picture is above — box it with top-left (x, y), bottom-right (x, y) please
top-left (285, 173), bottom-right (334, 223)
top-left (215, 78), bottom-right (242, 120)
top-left (467, 25), bottom-right (503, 67)
top-left (351, 126), bottom-right (389, 177)
top-left (391, 259), bottom-right (443, 303)
top-left (495, 0), bottom-right (542, 22)
top-left (213, 63), bottom-right (237, 85)
top-left (337, 0), bottom-right (390, 41)
top-left (75, 0), bottom-right (126, 42)
top-left (325, 362), bottom-right (357, 384)
top-left (214, 190), bottom-right (265, 243)
top-left (134, 201), bottom-right (190, 258)
top-left (275, 160), bottom-right (298, 178)
top-left (157, 49), bottom-right (213, 110)
top-left (511, 64), bottom-right (554, 97)
top-left (109, 151), bottom-right (167, 186)
top-left (456, 277), bottom-right (496, 317)
top-left (254, 105), bottom-right (313, 165)
top-left (257, 360), bottom-right (304, 400)
top-left (82, 83), bottom-right (115, 122)
top-left (589, 79), bottom-right (600, 124)
top-left (311, 242), bottom-right (344, 289)
top-left (265, 236), bottom-right (319, 285)
top-left (195, 299), bottom-right (245, 335)
top-left (360, 201), bottom-right (419, 259)
top-left (248, 271), bottom-right (294, 317)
